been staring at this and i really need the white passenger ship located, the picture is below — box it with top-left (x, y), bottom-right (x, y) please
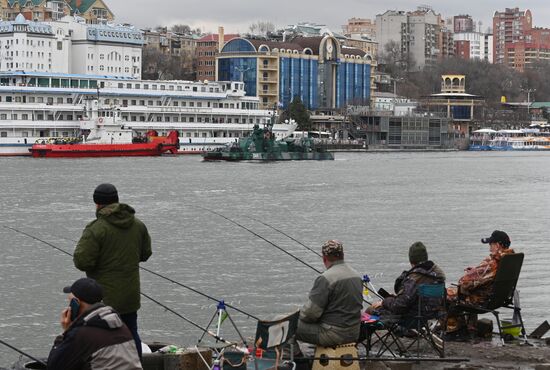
top-left (0, 71), bottom-right (296, 156)
top-left (469, 128), bottom-right (550, 151)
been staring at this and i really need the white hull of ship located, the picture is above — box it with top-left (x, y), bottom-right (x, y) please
top-left (0, 123), bottom-right (296, 156)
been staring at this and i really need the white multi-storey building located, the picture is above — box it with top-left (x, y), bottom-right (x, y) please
top-left (0, 13), bottom-right (143, 78)
top-left (453, 32), bottom-right (494, 63)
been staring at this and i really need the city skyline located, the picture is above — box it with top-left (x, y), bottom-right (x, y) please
top-left (107, 0), bottom-right (550, 33)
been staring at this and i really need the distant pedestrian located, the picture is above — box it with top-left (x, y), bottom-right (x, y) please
top-left (46, 277), bottom-right (142, 370)
top-left (73, 183), bottom-right (152, 358)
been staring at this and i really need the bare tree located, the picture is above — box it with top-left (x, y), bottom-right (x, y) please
top-left (248, 21), bottom-right (275, 36)
top-left (378, 40), bottom-right (416, 77)
top-left (170, 24), bottom-right (201, 35)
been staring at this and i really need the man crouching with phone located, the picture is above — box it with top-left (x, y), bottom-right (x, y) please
top-left (46, 278), bottom-right (142, 370)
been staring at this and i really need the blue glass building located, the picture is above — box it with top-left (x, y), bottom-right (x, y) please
top-left (217, 36), bottom-right (371, 110)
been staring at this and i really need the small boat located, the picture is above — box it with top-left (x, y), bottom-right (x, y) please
top-left (29, 117), bottom-right (179, 158)
top-left (202, 121), bottom-right (334, 161)
top-left (469, 129), bottom-right (496, 151)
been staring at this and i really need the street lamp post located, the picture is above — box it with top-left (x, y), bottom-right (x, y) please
top-left (523, 88), bottom-right (536, 118)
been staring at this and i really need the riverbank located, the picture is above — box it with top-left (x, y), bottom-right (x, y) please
top-left (367, 339), bottom-right (550, 369)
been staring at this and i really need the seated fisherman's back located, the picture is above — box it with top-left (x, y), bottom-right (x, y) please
top-left (296, 240), bottom-right (363, 347)
top-left (367, 241), bottom-right (446, 318)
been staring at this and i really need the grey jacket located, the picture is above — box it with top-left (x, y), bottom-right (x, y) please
top-left (300, 260), bottom-right (363, 328)
top-left (46, 304), bottom-right (142, 370)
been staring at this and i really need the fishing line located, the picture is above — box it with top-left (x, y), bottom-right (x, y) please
top-left (244, 216), bottom-right (384, 300)
top-left (140, 292), bottom-right (234, 345)
top-left (245, 216), bottom-right (322, 258)
top-left (201, 211), bottom-right (383, 302)
top-left (4, 226), bottom-right (259, 321)
top-left (0, 338), bottom-right (47, 366)
top-left (194, 205), bottom-right (323, 274)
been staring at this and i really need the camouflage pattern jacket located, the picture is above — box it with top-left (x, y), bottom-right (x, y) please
top-left (454, 248), bottom-right (516, 305)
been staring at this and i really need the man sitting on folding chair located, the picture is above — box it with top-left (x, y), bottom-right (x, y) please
top-left (364, 242), bottom-right (446, 357)
top-left (295, 240), bottom-right (363, 349)
top-left (446, 230), bottom-right (515, 340)
top-left (367, 242), bottom-right (446, 319)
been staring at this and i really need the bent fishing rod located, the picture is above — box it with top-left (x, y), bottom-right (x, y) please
top-left (197, 208), bottom-right (382, 302)
top-left (4, 226), bottom-right (259, 321)
top-left (0, 339), bottom-right (47, 366)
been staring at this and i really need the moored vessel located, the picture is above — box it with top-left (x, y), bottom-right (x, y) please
top-left (0, 72), bottom-right (295, 156)
top-left (202, 120), bottom-right (334, 161)
top-left (29, 108), bottom-right (179, 158)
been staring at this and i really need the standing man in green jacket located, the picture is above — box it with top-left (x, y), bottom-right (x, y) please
top-left (73, 183), bottom-right (152, 359)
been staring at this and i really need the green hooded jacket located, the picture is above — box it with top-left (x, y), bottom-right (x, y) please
top-left (73, 203), bottom-right (152, 314)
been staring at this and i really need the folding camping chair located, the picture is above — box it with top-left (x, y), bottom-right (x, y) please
top-left (251, 311), bottom-right (299, 370)
top-left (406, 283), bottom-right (446, 358)
top-left (360, 283), bottom-right (446, 359)
top-left (452, 253), bottom-right (526, 343)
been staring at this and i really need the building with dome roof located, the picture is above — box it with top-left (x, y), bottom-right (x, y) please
top-left (217, 35), bottom-right (371, 110)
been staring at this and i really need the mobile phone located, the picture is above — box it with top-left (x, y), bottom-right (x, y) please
top-left (378, 288), bottom-right (391, 298)
top-left (69, 298), bottom-right (80, 321)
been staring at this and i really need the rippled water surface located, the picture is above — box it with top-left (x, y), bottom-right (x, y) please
top-left (1, 152), bottom-right (549, 365)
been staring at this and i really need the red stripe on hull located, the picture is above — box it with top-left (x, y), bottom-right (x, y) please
top-left (30, 143), bottom-right (176, 158)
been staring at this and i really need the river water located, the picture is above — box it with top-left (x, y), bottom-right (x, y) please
top-left (0, 152), bottom-right (549, 365)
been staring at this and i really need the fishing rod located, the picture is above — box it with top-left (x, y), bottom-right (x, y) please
top-left (245, 218), bottom-right (384, 301)
top-left (0, 338), bottom-right (47, 366)
top-left (205, 211), bottom-right (384, 302)
top-left (194, 205), bottom-right (322, 274)
top-left (4, 226), bottom-right (259, 321)
top-left (245, 216), bottom-right (322, 258)
top-left (140, 292), bottom-right (235, 345)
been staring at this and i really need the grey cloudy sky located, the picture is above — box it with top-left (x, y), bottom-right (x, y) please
top-left (107, 1), bottom-right (550, 33)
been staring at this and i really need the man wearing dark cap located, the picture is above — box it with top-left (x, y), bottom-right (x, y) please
top-left (367, 242), bottom-right (445, 317)
top-left (46, 278), bottom-right (142, 370)
top-left (73, 183), bottom-right (152, 358)
top-left (446, 230), bottom-right (515, 337)
top-left (295, 240), bottom-right (363, 347)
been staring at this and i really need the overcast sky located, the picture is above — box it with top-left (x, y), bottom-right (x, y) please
top-left (107, 1), bottom-right (550, 34)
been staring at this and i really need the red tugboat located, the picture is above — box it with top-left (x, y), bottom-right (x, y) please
top-left (30, 118), bottom-right (179, 158)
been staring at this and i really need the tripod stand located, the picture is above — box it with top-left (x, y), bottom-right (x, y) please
top-left (198, 300), bottom-right (248, 347)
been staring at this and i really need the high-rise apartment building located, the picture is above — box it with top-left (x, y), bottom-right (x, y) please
top-left (342, 18), bottom-right (376, 40)
top-left (493, 7), bottom-right (550, 71)
top-left (376, 7), bottom-right (449, 70)
top-left (453, 15), bottom-right (474, 33)
top-left (492, 8), bottom-right (532, 65)
top-left (453, 32), bottom-right (494, 62)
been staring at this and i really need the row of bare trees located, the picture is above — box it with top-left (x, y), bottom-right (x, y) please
top-left (379, 41), bottom-right (550, 105)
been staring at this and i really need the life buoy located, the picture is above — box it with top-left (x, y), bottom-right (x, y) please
top-left (98, 117), bottom-right (104, 124)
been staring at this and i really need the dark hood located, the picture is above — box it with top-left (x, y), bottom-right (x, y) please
top-left (96, 203), bottom-right (136, 229)
top-left (410, 260), bottom-right (446, 282)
